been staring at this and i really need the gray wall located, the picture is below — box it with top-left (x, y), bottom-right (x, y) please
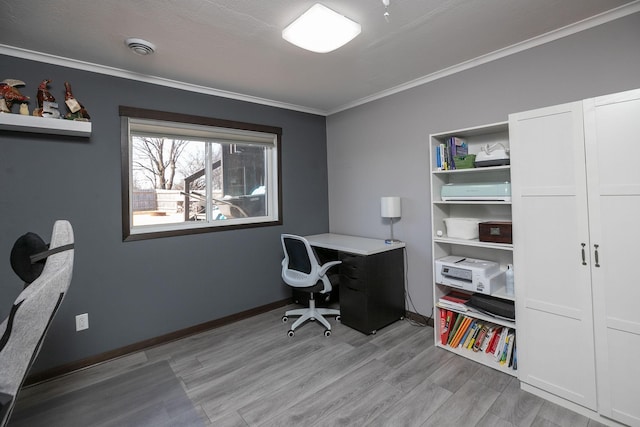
top-left (0, 55), bottom-right (329, 373)
top-left (326, 12), bottom-right (640, 317)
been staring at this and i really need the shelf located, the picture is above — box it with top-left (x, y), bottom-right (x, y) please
top-left (433, 200), bottom-right (511, 205)
top-left (433, 237), bottom-right (513, 251)
top-left (0, 113), bottom-right (91, 137)
top-left (431, 121), bottom-right (508, 139)
top-left (435, 342), bottom-right (517, 376)
top-left (436, 281), bottom-right (515, 304)
top-left (432, 165), bottom-right (510, 175)
top-left (490, 287), bottom-right (516, 302)
top-left (435, 303), bottom-right (515, 328)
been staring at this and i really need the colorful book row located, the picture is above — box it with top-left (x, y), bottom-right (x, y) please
top-left (439, 308), bottom-right (517, 370)
top-left (435, 136), bottom-right (467, 170)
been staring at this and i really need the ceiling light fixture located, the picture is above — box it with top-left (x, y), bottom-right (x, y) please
top-left (282, 3), bottom-right (361, 53)
top-left (125, 38), bottom-right (156, 56)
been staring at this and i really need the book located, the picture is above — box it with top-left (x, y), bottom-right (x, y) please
top-left (460, 320), bottom-right (478, 349)
top-left (480, 325), bottom-right (496, 352)
top-left (440, 309), bottom-right (452, 345)
top-left (440, 143), bottom-right (447, 170)
top-left (467, 321), bottom-right (483, 349)
top-left (440, 291), bottom-right (471, 304)
top-left (450, 316), bottom-right (472, 348)
top-left (447, 312), bottom-right (464, 345)
top-left (438, 291), bottom-right (471, 312)
top-left (472, 324), bottom-right (489, 352)
top-left (493, 328), bottom-right (509, 361)
top-left (453, 137), bottom-right (468, 156)
top-left (499, 333), bottom-right (513, 365)
top-left (485, 326), bottom-right (502, 354)
top-left (447, 137), bottom-right (456, 170)
top-left (448, 315), bottom-right (466, 347)
top-left (505, 333), bottom-right (516, 367)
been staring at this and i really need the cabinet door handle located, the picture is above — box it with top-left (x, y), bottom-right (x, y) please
top-left (594, 244), bottom-right (600, 268)
top-left (581, 243), bottom-right (587, 265)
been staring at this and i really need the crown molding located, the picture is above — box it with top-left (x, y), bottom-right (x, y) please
top-left (328, 1), bottom-right (640, 115)
top-left (0, 44), bottom-right (326, 117)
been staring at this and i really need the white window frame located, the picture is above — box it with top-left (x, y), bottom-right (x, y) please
top-left (120, 107), bottom-right (282, 241)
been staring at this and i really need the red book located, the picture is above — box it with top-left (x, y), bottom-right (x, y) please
top-left (441, 310), bottom-right (453, 345)
top-left (441, 291), bottom-right (471, 305)
top-left (486, 326), bottom-right (502, 354)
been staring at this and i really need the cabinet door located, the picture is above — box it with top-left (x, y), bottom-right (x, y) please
top-left (584, 89), bottom-right (640, 426)
top-left (509, 102), bottom-right (597, 409)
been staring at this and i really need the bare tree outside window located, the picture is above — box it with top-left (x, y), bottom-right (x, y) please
top-left (132, 137), bottom-right (189, 190)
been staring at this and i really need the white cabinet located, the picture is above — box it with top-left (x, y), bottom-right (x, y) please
top-left (509, 101), bottom-right (597, 410)
top-left (430, 122), bottom-right (516, 376)
top-left (585, 90), bottom-right (640, 426)
top-left (510, 88), bottom-right (640, 426)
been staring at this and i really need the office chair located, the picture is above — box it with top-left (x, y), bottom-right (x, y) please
top-left (280, 234), bottom-right (341, 337)
top-left (1, 220), bottom-right (74, 427)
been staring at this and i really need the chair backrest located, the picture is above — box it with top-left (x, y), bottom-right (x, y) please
top-left (282, 236), bottom-right (314, 273)
top-left (0, 220), bottom-right (74, 427)
top-left (281, 234), bottom-right (323, 289)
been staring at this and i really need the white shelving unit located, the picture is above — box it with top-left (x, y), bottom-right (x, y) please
top-left (429, 121), bottom-right (516, 376)
top-left (0, 113), bottom-right (91, 137)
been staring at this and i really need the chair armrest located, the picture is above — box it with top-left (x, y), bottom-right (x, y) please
top-left (318, 260), bottom-right (342, 277)
top-left (0, 391), bottom-right (14, 427)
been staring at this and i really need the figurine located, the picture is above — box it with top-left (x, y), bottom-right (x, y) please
top-left (63, 82), bottom-right (90, 121)
top-left (0, 79), bottom-right (30, 113)
top-left (33, 79), bottom-right (60, 118)
top-left (19, 103), bottom-right (29, 115)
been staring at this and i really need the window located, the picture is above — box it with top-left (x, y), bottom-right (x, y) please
top-left (120, 107), bottom-right (281, 241)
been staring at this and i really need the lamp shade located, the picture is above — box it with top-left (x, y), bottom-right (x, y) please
top-left (381, 196), bottom-right (401, 218)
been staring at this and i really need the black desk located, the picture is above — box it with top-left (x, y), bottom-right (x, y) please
top-left (305, 234), bottom-right (406, 335)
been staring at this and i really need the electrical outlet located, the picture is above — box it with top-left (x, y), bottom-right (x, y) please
top-left (75, 313), bottom-right (89, 331)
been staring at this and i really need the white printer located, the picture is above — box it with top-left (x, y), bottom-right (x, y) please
top-left (435, 255), bottom-right (505, 295)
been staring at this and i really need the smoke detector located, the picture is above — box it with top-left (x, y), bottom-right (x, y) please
top-left (125, 38), bottom-right (156, 55)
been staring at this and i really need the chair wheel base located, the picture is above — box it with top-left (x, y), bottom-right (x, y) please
top-left (282, 316), bottom-right (288, 323)
top-left (287, 330), bottom-right (295, 337)
top-left (324, 329), bottom-right (331, 337)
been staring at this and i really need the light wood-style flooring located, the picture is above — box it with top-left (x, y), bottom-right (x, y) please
top-left (11, 305), bottom-right (607, 426)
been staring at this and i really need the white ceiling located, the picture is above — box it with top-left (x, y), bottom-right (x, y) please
top-left (0, 0), bottom-right (637, 115)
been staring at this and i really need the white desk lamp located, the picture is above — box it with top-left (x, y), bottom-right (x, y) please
top-left (381, 196), bottom-right (401, 243)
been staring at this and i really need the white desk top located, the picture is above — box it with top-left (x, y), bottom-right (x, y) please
top-left (304, 233), bottom-right (405, 256)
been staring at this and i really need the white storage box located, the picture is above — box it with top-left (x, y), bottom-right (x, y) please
top-left (443, 218), bottom-right (480, 239)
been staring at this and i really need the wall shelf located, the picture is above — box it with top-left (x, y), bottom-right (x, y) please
top-left (0, 113), bottom-right (91, 137)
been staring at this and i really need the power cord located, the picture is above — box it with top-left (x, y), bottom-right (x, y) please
top-left (402, 246), bottom-right (433, 327)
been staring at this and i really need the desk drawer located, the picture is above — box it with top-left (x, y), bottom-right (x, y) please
top-left (339, 254), bottom-right (365, 279)
top-left (340, 275), bottom-right (365, 291)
